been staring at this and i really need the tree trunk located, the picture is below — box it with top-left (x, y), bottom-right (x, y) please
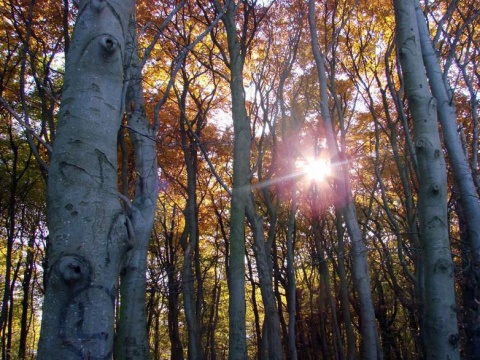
top-left (308, 1), bottom-right (381, 358)
top-left (334, 213), bottom-right (357, 360)
top-left (18, 232), bottom-right (36, 360)
top-left (413, 1), bottom-right (480, 355)
top-left (286, 199), bottom-right (298, 360)
top-left (394, 1), bottom-right (460, 358)
top-left (314, 222), bottom-right (344, 360)
top-left (115, 15), bottom-right (158, 360)
top-left (246, 196), bottom-right (283, 360)
top-left (1, 131), bottom-right (18, 360)
top-left (163, 206), bottom-right (185, 360)
top-left (38, 1), bottom-right (135, 358)
top-left (179, 76), bottom-right (204, 360)
top-left (211, 0), bottom-right (251, 358)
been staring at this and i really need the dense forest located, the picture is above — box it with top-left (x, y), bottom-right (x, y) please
top-left (0, 0), bottom-right (479, 359)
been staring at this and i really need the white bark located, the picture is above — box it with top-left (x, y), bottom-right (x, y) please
top-left (38, 1), bottom-right (135, 358)
top-left (414, 0), bottom-right (480, 268)
top-left (394, 1), bottom-right (460, 358)
top-left (413, 3), bottom-right (480, 353)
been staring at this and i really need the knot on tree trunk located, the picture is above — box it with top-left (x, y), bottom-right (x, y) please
top-left (434, 257), bottom-right (453, 276)
top-left (430, 183), bottom-right (441, 193)
top-left (57, 255), bottom-right (91, 286)
top-left (99, 35), bottom-right (119, 54)
top-left (415, 138), bottom-right (428, 149)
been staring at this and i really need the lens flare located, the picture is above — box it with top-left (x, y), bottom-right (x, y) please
top-left (300, 158), bottom-right (331, 181)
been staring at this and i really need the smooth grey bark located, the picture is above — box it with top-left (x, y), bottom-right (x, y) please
top-left (210, 0), bottom-right (250, 358)
top-left (209, 1), bottom-right (282, 357)
top-left (308, 0), bottom-right (381, 358)
top-left (194, 2), bottom-right (281, 356)
top-left (382, 54), bottom-right (427, 358)
top-left (38, 1), bottom-right (135, 358)
top-left (115, 16), bottom-right (158, 360)
top-left (334, 212), bottom-right (357, 360)
top-left (394, 1), bottom-right (460, 359)
top-left (413, 2), bottom-right (480, 354)
top-left (245, 197), bottom-right (283, 360)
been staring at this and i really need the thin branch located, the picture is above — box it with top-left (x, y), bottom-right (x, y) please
top-left (0, 95), bottom-right (53, 157)
top-left (153, 3), bottom-right (227, 129)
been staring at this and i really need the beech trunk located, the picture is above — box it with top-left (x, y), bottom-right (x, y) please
top-left (38, 1), bottom-right (135, 358)
top-left (394, 1), bottom-right (460, 358)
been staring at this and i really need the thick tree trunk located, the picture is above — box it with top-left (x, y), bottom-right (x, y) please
top-left (307, 1), bottom-right (381, 358)
top-left (394, 1), bottom-right (460, 358)
top-left (38, 1), bottom-right (134, 358)
top-left (413, 1), bottom-right (480, 355)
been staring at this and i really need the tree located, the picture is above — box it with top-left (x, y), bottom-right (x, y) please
top-left (37, 1), bottom-right (136, 358)
top-left (208, 0), bottom-right (253, 358)
top-left (413, 1), bottom-right (480, 355)
top-left (394, 0), bottom-right (460, 358)
top-left (207, 1), bottom-right (283, 358)
top-left (115, 14), bottom-right (158, 359)
top-left (308, 0), bottom-right (381, 358)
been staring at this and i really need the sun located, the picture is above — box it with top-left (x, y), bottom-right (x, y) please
top-left (299, 158), bottom-right (331, 181)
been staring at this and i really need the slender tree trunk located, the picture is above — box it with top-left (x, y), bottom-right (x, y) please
top-left (247, 252), bottom-right (263, 358)
top-left (286, 198), bottom-right (298, 360)
top-left (1, 138), bottom-right (17, 360)
top-left (179, 82), bottom-right (204, 360)
top-left (115, 15), bottom-right (158, 360)
top-left (246, 196), bottom-right (283, 360)
top-left (394, 1), bottom-right (460, 358)
top-left (38, 1), bottom-right (135, 358)
top-left (314, 224), bottom-right (344, 360)
top-left (308, 1), bottom-right (380, 358)
top-left (334, 213), bottom-right (357, 360)
top-left (211, 0), bottom-right (251, 358)
top-left (163, 210), bottom-right (185, 360)
top-left (6, 261), bottom-right (21, 360)
top-left (205, 261), bottom-right (221, 360)
top-left (18, 233), bottom-right (36, 360)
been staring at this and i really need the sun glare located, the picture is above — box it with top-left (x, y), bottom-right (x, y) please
top-left (300, 158), bottom-right (331, 181)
